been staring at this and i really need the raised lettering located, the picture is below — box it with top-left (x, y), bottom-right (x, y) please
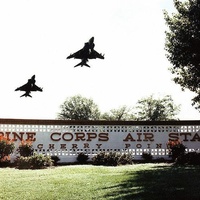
top-left (12, 132), bottom-right (24, 141)
top-left (84, 143), bottom-right (90, 148)
top-left (143, 133), bottom-right (154, 141)
top-left (26, 132), bottom-right (36, 141)
top-left (180, 133), bottom-right (191, 141)
top-left (96, 144), bottom-right (102, 148)
top-left (99, 133), bottom-right (109, 141)
top-left (75, 132), bottom-right (85, 141)
top-left (51, 132), bottom-right (61, 141)
top-left (137, 133), bottom-right (142, 141)
top-left (125, 143), bottom-right (131, 148)
top-left (72, 144), bottom-right (78, 149)
top-left (37, 144), bottom-right (43, 149)
top-left (49, 144), bottom-right (55, 149)
top-left (123, 133), bottom-right (135, 141)
top-left (62, 132), bottom-right (73, 141)
top-left (191, 133), bottom-right (200, 141)
top-left (156, 143), bottom-right (162, 148)
top-left (87, 133), bottom-right (97, 141)
top-left (136, 144), bottom-right (142, 148)
top-left (168, 133), bottom-right (179, 141)
top-left (147, 144), bottom-right (151, 148)
top-left (60, 144), bottom-right (66, 149)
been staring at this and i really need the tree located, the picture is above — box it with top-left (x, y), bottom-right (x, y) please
top-left (164, 0), bottom-right (200, 109)
top-left (58, 95), bottom-right (101, 120)
top-left (134, 95), bottom-right (180, 121)
top-left (100, 106), bottom-right (135, 121)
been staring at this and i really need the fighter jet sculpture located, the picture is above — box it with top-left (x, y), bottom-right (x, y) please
top-left (67, 37), bottom-right (104, 67)
top-left (15, 75), bottom-right (43, 97)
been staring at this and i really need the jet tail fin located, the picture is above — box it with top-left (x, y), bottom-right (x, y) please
top-left (20, 93), bottom-right (32, 98)
top-left (74, 61), bottom-right (90, 68)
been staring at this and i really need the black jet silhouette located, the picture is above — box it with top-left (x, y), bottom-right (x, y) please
top-left (67, 37), bottom-right (104, 67)
top-left (15, 75), bottom-right (43, 97)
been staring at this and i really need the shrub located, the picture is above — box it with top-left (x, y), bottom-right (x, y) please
top-left (16, 156), bottom-right (32, 169)
top-left (175, 152), bottom-right (200, 165)
top-left (16, 153), bottom-right (53, 169)
top-left (118, 153), bottom-right (133, 165)
top-left (0, 136), bottom-right (15, 164)
top-left (30, 153), bottom-right (53, 169)
top-left (92, 151), bottom-right (133, 166)
top-left (167, 140), bottom-right (186, 161)
top-left (51, 155), bottom-right (60, 166)
top-left (142, 152), bottom-right (153, 162)
top-left (92, 152), bottom-right (107, 165)
top-left (77, 152), bottom-right (89, 164)
top-left (105, 152), bottom-right (119, 166)
top-left (186, 152), bottom-right (200, 165)
top-left (18, 140), bottom-right (34, 157)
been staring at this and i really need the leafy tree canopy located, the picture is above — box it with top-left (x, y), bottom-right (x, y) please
top-left (134, 95), bottom-right (180, 121)
top-left (58, 95), bottom-right (101, 120)
top-left (58, 95), bottom-right (180, 121)
top-left (164, 0), bottom-right (200, 109)
top-left (100, 106), bottom-right (136, 121)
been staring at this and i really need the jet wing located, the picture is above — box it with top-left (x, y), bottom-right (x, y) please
top-left (31, 84), bottom-right (43, 92)
top-left (15, 83), bottom-right (32, 92)
top-left (67, 48), bottom-right (88, 59)
top-left (88, 50), bottom-right (104, 59)
top-left (15, 83), bottom-right (42, 92)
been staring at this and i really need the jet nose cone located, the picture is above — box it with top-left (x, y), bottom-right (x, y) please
top-left (89, 37), bottom-right (94, 43)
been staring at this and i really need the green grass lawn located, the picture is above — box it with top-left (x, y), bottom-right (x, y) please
top-left (1, 163), bottom-right (200, 200)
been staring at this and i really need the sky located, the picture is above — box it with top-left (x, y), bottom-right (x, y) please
top-left (0, 0), bottom-right (200, 120)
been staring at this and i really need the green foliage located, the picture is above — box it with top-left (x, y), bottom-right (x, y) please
top-left (77, 152), bottom-right (89, 164)
top-left (175, 152), bottom-right (200, 165)
top-left (186, 152), bottom-right (200, 165)
top-left (57, 94), bottom-right (180, 121)
top-left (164, 0), bottom-right (200, 109)
top-left (118, 152), bottom-right (133, 165)
top-left (167, 140), bottom-right (186, 161)
top-left (134, 95), bottom-right (180, 121)
top-left (18, 140), bottom-right (34, 157)
top-left (142, 152), bottom-right (153, 162)
top-left (16, 153), bottom-right (53, 169)
top-left (16, 156), bottom-right (32, 169)
top-left (100, 105), bottom-right (136, 121)
top-left (58, 95), bottom-right (101, 120)
top-left (51, 155), bottom-right (60, 166)
top-left (0, 136), bottom-right (15, 162)
top-left (30, 153), bottom-right (53, 169)
top-left (92, 152), bottom-right (132, 166)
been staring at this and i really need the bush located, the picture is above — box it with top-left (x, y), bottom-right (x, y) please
top-left (0, 136), bottom-right (15, 164)
top-left (175, 152), bottom-right (200, 165)
top-left (167, 140), bottom-right (186, 161)
top-left (186, 152), bottom-right (200, 165)
top-left (51, 155), bottom-right (60, 166)
top-left (16, 156), bottom-right (32, 169)
top-left (118, 153), bottom-right (133, 165)
top-left (105, 152), bottom-right (120, 166)
top-left (30, 153), bottom-right (53, 169)
top-left (92, 151), bottom-right (133, 166)
top-left (16, 153), bottom-right (53, 169)
top-left (92, 152), bottom-right (107, 166)
top-left (18, 140), bottom-right (34, 157)
top-left (142, 152), bottom-right (153, 162)
top-left (77, 152), bottom-right (89, 164)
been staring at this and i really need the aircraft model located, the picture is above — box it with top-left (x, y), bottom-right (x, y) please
top-left (15, 75), bottom-right (43, 97)
top-left (67, 37), bottom-right (104, 67)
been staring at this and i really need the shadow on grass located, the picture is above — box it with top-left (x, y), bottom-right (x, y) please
top-left (104, 164), bottom-right (200, 200)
